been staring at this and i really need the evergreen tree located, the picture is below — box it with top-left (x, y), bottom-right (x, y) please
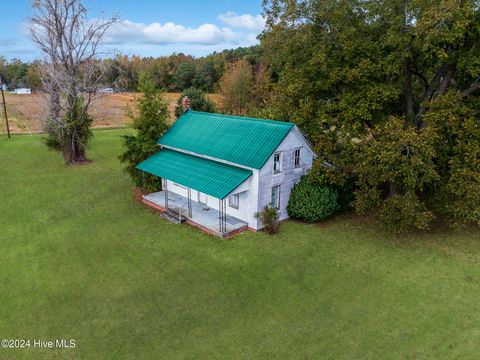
top-left (120, 74), bottom-right (168, 191)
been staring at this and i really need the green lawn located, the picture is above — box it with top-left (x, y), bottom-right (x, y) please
top-left (1, 130), bottom-right (480, 359)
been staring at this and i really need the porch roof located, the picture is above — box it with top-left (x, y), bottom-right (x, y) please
top-left (136, 149), bottom-right (252, 199)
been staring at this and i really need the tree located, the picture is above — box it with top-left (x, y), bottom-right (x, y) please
top-left (174, 88), bottom-right (216, 118)
top-left (25, 61), bottom-right (42, 90)
top-left (192, 59), bottom-right (218, 91)
top-left (262, 0), bottom-right (480, 230)
top-left (0, 58), bottom-right (27, 88)
top-left (30, 0), bottom-right (117, 164)
top-left (120, 75), bottom-right (168, 191)
top-left (219, 59), bottom-right (253, 115)
top-left (174, 62), bottom-right (195, 90)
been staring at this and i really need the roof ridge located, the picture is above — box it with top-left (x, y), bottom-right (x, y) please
top-left (187, 110), bottom-right (294, 127)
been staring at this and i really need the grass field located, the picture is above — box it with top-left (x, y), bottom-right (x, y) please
top-left (0, 92), bottom-right (223, 134)
top-left (1, 130), bottom-right (480, 359)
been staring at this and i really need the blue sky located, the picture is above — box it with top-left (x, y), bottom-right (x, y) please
top-left (0, 0), bottom-right (264, 61)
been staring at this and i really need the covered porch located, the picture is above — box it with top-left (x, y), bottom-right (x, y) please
top-left (142, 190), bottom-right (248, 237)
top-left (136, 148), bottom-right (253, 237)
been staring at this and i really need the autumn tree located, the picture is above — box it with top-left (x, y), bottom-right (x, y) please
top-left (219, 59), bottom-right (254, 115)
top-left (25, 61), bottom-right (42, 90)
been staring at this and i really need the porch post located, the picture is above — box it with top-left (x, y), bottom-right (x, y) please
top-left (218, 199), bottom-right (222, 233)
top-left (223, 199), bottom-right (227, 233)
top-left (163, 178), bottom-right (168, 208)
top-left (187, 188), bottom-right (192, 218)
top-left (219, 198), bottom-right (226, 234)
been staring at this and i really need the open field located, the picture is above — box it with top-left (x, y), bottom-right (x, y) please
top-left (1, 130), bottom-right (480, 359)
top-left (0, 92), bottom-right (223, 134)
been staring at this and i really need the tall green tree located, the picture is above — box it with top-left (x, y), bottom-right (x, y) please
top-left (262, 0), bottom-right (480, 230)
top-left (174, 62), bottom-right (196, 90)
top-left (120, 75), bottom-right (168, 191)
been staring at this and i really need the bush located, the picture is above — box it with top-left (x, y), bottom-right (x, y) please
top-left (287, 176), bottom-right (339, 222)
top-left (255, 205), bottom-right (280, 235)
top-left (378, 192), bottom-right (434, 233)
top-left (308, 168), bottom-right (356, 212)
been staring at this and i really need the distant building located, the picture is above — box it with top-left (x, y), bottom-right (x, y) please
top-left (1, 84), bottom-right (6, 91)
top-left (98, 87), bottom-right (114, 94)
top-left (13, 88), bottom-right (32, 95)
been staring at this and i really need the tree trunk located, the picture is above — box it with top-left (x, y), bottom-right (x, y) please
top-left (61, 127), bottom-right (87, 164)
top-left (387, 181), bottom-right (397, 198)
top-left (403, 56), bottom-right (415, 123)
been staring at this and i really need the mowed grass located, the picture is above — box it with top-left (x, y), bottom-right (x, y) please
top-left (1, 130), bottom-right (480, 359)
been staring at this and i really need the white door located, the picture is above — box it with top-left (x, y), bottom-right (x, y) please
top-left (198, 192), bottom-right (207, 205)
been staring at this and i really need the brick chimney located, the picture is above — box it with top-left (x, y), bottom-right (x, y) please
top-left (181, 96), bottom-right (191, 112)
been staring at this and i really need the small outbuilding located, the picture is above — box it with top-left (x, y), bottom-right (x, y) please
top-left (13, 88), bottom-right (32, 94)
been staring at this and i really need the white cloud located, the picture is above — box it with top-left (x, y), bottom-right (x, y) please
top-left (218, 12), bottom-right (265, 32)
top-left (104, 20), bottom-right (243, 46)
top-left (6, 16), bottom-right (264, 61)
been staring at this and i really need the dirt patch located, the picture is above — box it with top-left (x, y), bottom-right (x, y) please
top-left (133, 187), bottom-right (149, 204)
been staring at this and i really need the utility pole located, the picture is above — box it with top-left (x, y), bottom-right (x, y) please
top-left (0, 76), bottom-right (10, 138)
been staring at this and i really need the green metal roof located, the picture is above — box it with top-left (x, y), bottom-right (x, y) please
top-left (158, 110), bottom-right (294, 169)
top-left (136, 149), bottom-right (252, 199)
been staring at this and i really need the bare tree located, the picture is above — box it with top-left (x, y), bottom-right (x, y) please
top-left (30, 0), bottom-right (118, 164)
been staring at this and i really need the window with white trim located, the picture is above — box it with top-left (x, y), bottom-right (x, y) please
top-left (294, 148), bottom-right (301, 168)
top-left (271, 185), bottom-right (281, 209)
top-left (273, 152), bottom-right (281, 173)
top-left (229, 193), bottom-right (239, 209)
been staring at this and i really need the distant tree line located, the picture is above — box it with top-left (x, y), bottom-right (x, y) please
top-left (0, 58), bottom-right (42, 89)
top-left (0, 46), bottom-right (262, 93)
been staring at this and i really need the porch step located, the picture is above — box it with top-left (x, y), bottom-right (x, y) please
top-left (161, 208), bottom-right (186, 224)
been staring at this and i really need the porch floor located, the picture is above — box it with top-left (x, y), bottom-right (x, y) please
top-left (143, 191), bottom-right (248, 236)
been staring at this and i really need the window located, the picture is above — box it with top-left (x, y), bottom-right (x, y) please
top-left (229, 193), bottom-right (239, 209)
top-left (173, 183), bottom-right (186, 189)
top-left (271, 185), bottom-right (281, 209)
top-left (294, 148), bottom-right (301, 168)
top-left (273, 152), bottom-right (281, 173)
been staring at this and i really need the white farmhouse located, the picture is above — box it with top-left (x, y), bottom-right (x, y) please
top-left (137, 101), bottom-right (315, 237)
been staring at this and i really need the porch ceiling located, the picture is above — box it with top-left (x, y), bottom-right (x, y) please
top-left (136, 149), bottom-right (252, 199)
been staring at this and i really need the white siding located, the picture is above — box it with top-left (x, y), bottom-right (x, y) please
top-left (163, 126), bottom-right (314, 230)
top-left (255, 127), bottom-right (314, 229)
